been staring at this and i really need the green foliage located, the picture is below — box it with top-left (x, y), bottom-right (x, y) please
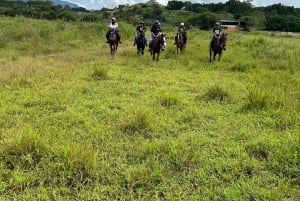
top-left (91, 67), bottom-right (109, 80)
top-left (203, 85), bottom-right (230, 103)
top-left (121, 108), bottom-right (152, 136)
top-left (0, 18), bottom-right (299, 200)
top-left (1, 0), bottom-right (300, 31)
top-left (265, 15), bottom-right (300, 32)
top-left (243, 86), bottom-right (272, 111)
top-left (159, 93), bottom-right (179, 108)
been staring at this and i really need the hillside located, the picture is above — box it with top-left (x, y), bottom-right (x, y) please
top-left (0, 17), bottom-right (299, 200)
top-left (1, 0), bottom-right (300, 31)
top-left (22, 0), bottom-right (80, 8)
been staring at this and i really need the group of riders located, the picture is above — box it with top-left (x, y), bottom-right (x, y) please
top-left (106, 17), bottom-right (226, 51)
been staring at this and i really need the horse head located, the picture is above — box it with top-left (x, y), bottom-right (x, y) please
top-left (220, 33), bottom-right (227, 46)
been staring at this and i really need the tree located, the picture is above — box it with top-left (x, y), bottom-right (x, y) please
top-left (167, 0), bottom-right (184, 10)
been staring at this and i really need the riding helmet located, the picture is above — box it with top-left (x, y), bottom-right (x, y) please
top-left (154, 19), bottom-right (160, 24)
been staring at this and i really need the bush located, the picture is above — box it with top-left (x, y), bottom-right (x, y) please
top-left (203, 85), bottom-right (230, 103)
top-left (91, 67), bottom-right (108, 80)
top-left (159, 93), bottom-right (179, 108)
top-left (243, 86), bottom-right (271, 111)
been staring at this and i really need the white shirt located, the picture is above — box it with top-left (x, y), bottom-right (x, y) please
top-left (109, 23), bottom-right (119, 31)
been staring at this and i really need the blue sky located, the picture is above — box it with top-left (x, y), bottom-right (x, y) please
top-left (68, 0), bottom-right (300, 10)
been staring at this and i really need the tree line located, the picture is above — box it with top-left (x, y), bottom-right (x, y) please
top-left (0, 0), bottom-right (300, 32)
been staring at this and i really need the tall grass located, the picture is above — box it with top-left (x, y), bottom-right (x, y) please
top-left (0, 17), bottom-right (299, 200)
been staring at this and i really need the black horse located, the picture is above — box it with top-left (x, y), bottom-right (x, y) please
top-left (136, 32), bottom-right (146, 55)
top-left (150, 33), bottom-right (164, 61)
top-left (209, 33), bottom-right (227, 62)
top-left (108, 31), bottom-right (118, 56)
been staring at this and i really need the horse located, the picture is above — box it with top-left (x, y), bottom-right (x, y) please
top-left (209, 33), bottom-right (227, 62)
top-left (150, 33), bottom-right (164, 61)
top-left (176, 31), bottom-right (185, 54)
top-left (108, 31), bottom-right (118, 56)
top-left (136, 31), bottom-right (146, 55)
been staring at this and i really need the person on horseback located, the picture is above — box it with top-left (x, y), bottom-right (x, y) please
top-left (174, 22), bottom-right (187, 45)
top-left (106, 17), bottom-right (122, 44)
top-left (211, 21), bottom-right (225, 50)
top-left (133, 21), bottom-right (147, 46)
top-left (149, 20), bottom-right (166, 51)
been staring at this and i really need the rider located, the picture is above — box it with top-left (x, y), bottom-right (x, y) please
top-left (149, 19), bottom-right (166, 51)
top-left (133, 21), bottom-right (147, 46)
top-left (211, 21), bottom-right (225, 50)
top-left (174, 22), bottom-right (187, 45)
top-left (106, 17), bottom-right (122, 44)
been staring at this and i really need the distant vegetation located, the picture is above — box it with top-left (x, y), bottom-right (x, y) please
top-left (1, 0), bottom-right (300, 31)
top-left (0, 15), bottom-right (299, 200)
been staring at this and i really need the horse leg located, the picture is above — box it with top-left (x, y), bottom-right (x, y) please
top-left (218, 52), bottom-right (222, 61)
top-left (209, 49), bottom-right (212, 62)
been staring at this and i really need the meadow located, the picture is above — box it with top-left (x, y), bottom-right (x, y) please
top-left (0, 17), bottom-right (299, 200)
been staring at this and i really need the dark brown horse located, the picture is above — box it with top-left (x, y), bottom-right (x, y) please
top-left (209, 33), bottom-right (227, 62)
top-left (108, 31), bottom-right (118, 56)
top-left (136, 31), bottom-right (146, 55)
top-left (176, 31), bottom-right (185, 54)
top-left (150, 33), bottom-right (164, 61)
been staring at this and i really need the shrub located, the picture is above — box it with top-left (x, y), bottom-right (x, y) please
top-left (243, 86), bottom-right (271, 111)
top-left (0, 128), bottom-right (50, 170)
top-left (91, 67), bottom-right (108, 80)
top-left (203, 85), bottom-right (230, 103)
top-left (159, 93), bottom-right (179, 108)
top-left (121, 109), bottom-right (151, 135)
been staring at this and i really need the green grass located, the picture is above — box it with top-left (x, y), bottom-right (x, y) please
top-left (0, 17), bottom-right (299, 200)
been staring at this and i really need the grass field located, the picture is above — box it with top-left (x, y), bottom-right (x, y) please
top-left (0, 17), bottom-right (299, 200)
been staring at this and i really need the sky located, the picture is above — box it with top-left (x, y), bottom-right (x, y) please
top-left (67, 0), bottom-right (300, 10)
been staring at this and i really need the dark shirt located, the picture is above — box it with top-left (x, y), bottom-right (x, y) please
top-left (136, 25), bottom-right (146, 33)
top-left (213, 27), bottom-right (222, 37)
top-left (151, 25), bottom-right (162, 35)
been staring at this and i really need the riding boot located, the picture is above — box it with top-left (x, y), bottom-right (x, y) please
top-left (106, 32), bottom-right (109, 43)
top-left (116, 32), bottom-right (122, 44)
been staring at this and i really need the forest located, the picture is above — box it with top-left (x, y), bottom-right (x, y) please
top-left (0, 0), bottom-right (300, 31)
